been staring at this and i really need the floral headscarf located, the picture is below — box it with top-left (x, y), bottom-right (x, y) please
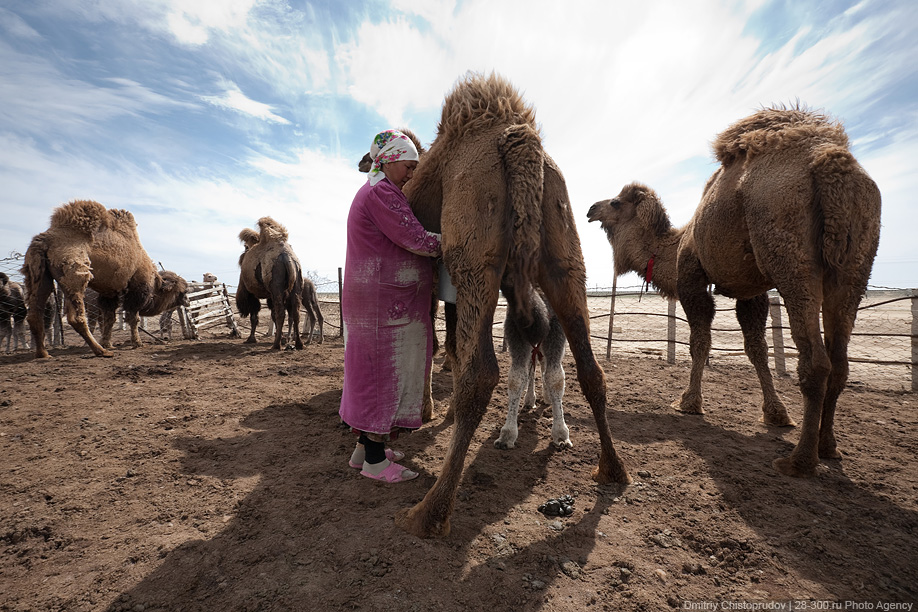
top-left (367, 129), bottom-right (420, 186)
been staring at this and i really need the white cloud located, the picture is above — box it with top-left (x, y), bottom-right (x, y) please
top-left (200, 82), bottom-right (290, 124)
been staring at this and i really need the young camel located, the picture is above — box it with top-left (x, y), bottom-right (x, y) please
top-left (392, 72), bottom-right (630, 538)
top-left (301, 278), bottom-right (324, 344)
top-left (587, 106), bottom-right (881, 477)
top-left (22, 200), bottom-right (189, 358)
top-left (236, 217), bottom-right (304, 351)
top-left (0, 272), bottom-right (28, 353)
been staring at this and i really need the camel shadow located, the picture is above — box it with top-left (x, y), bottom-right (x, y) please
top-left (610, 407), bottom-right (918, 601)
top-left (105, 383), bottom-right (618, 611)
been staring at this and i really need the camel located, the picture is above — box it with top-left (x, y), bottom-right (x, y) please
top-left (22, 200), bottom-right (189, 358)
top-left (236, 217), bottom-right (304, 351)
top-left (301, 278), bottom-right (324, 344)
top-left (0, 272), bottom-right (28, 353)
top-left (385, 72), bottom-right (629, 538)
top-left (495, 287), bottom-right (570, 451)
top-left (587, 106), bottom-right (881, 478)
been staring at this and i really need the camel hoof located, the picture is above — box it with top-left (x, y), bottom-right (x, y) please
top-left (673, 403), bottom-right (704, 415)
top-left (761, 414), bottom-right (796, 428)
top-left (494, 438), bottom-right (515, 450)
top-left (773, 456), bottom-right (817, 478)
top-left (818, 447), bottom-right (842, 460)
top-left (553, 439), bottom-right (574, 451)
top-left (591, 464), bottom-right (632, 486)
top-left (244, 338), bottom-right (256, 344)
top-left (394, 506), bottom-right (450, 539)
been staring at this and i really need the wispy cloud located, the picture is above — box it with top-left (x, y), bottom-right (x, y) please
top-left (200, 81), bottom-right (290, 124)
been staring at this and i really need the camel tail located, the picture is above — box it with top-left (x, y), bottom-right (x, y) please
top-left (498, 123), bottom-right (544, 315)
top-left (21, 233), bottom-right (52, 302)
top-left (810, 143), bottom-right (882, 275)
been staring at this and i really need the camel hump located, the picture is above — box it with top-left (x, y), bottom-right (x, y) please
top-left (438, 72), bottom-right (538, 142)
top-left (49, 199), bottom-right (110, 235)
top-left (256, 217), bottom-right (289, 243)
top-left (498, 122), bottom-right (544, 315)
top-left (713, 106), bottom-right (847, 166)
top-left (239, 227), bottom-right (260, 248)
top-left (810, 143), bottom-right (882, 272)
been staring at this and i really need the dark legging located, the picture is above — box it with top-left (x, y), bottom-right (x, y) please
top-left (358, 433), bottom-right (386, 464)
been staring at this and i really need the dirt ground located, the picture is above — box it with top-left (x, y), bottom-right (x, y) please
top-left (2, 317), bottom-right (916, 612)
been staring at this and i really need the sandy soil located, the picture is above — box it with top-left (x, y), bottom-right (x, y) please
top-left (2, 315), bottom-right (916, 611)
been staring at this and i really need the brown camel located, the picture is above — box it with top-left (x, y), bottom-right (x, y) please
top-left (236, 217), bottom-right (304, 351)
top-left (300, 278), bottom-right (324, 344)
top-left (22, 200), bottom-right (189, 358)
top-left (0, 272), bottom-right (28, 353)
top-left (387, 72), bottom-right (630, 538)
top-left (587, 106), bottom-right (881, 478)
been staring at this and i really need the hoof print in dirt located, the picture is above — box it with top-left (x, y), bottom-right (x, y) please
top-left (538, 494), bottom-right (574, 517)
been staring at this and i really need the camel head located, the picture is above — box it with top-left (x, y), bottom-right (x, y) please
top-left (140, 270), bottom-right (189, 316)
top-left (357, 128), bottom-right (427, 173)
top-left (203, 273), bottom-right (217, 283)
top-left (587, 182), bottom-right (672, 240)
top-left (0, 272), bottom-right (9, 297)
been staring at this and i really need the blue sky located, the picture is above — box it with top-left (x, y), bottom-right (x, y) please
top-left (1, 0), bottom-right (916, 291)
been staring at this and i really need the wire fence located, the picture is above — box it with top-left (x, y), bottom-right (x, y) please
top-left (3, 254), bottom-right (915, 392)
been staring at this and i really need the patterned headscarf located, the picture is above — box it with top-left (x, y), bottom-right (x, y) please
top-left (367, 129), bottom-right (420, 186)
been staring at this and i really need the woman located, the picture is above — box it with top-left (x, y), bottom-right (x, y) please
top-left (339, 129), bottom-right (441, 483)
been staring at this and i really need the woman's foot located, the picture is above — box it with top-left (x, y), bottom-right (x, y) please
top-left (349, 445), bottom-right (405, 469)
top-left (360, 460), bottom-right (418, 483)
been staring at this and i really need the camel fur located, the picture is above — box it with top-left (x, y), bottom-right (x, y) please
top-left (495, 287), bottom-right (569, 451)
top-left (587, 106), bottom-right (881, 478)
top-left (21, 200), bottom-right (189, 358)
top-left (0, 272), bottom-right (29, 353)
top-left (236, 217), bottom-right (304, 351)
top-left (390, 72), bottom-right (630, 538)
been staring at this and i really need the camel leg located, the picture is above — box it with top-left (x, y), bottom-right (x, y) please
top-left (395, 269), bottom-right (502, 538)
top-left (773, 294), bottom-right (831, 477)
top-left (539, 271), bottom-right (630, 485)
top-left (124, 310), bottom-right (145, 348)
top-left (287, 300), bottom-right (303, 350)
top-left (268, 297), bottom-right (285, 350)
top-left (63, 291), bottom-right (112, 357)
top-left (98, 295), bottom-right (119, 349)
top-left (494, 340), bottom-right (533, 450)
top-left (675, 277), bottom-right (714, 415)
top-left (26, 273), bottom-right (55, 358)
top-left (815, 284), bottom-right (862, 460)
top-left (543, 337), bottom-right (571, 450)
top-left (735, 295), bottom-right (794, 427)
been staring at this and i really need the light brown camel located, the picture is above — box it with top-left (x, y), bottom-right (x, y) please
top-left (22, 200), bottom-right (189, 358)
top-left (389, 72), bottom-right (630, 538)
top-left (587, 106), bottom-right (881, 477)
top-left (236, 217), bottom-right (304, 351)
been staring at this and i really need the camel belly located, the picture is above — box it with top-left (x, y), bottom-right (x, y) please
top-left (689, 208), bottom-right (772, 300)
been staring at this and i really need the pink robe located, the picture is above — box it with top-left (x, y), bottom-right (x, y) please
top-left (339, 178), bottom-right (441, 435)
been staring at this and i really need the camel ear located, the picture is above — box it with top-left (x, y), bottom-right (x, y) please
top-left (635, 190), bottom-right (669, 235)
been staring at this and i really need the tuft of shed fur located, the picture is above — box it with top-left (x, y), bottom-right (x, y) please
top-left (437, 72), bottom-right (539, 144)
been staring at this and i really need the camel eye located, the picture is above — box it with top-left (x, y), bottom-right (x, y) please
top-left (610, 199), bottom-right (622, 209)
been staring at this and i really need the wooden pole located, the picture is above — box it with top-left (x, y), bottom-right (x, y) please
top-left (769, 295), bottom-right (787, 377)
top-left (606, 275), bottom-right (617, 360)
top-left (667, 298), bottom-right (676, 364)
top-left (338, 267), bottom-right (344, 338)
top-left (911, 289), bottom-right (918, 392)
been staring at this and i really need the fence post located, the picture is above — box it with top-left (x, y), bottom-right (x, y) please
top-left (338, 267), bottom-right (344, 338)
top-left (606, 275), bottom-right (617, 360)
top-left (769, 295), bottom-right (787, 377)
top-left (667, 298), bottom-right (676, 364)
top-left (911, 289), bottom-right (918, 393)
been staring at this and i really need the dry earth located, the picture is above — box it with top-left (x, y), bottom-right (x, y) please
top-left (1, 314), bottom-right (916, 612)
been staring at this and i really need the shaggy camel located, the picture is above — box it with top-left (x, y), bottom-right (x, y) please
top-left (494, 287), bottom-right (570, 451)
top-left (0, 272), bottom-right (28, 353)
top-left (301, 278), bottom-right (324, 344)
top-left (22, 200), bottom-right (189, 358)
top-left (388, 72), bottom-right (629, 538)
top-left (587, 106), bottom-right (881, 477)
top-left (236, 217), bottom-right (304, 351)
